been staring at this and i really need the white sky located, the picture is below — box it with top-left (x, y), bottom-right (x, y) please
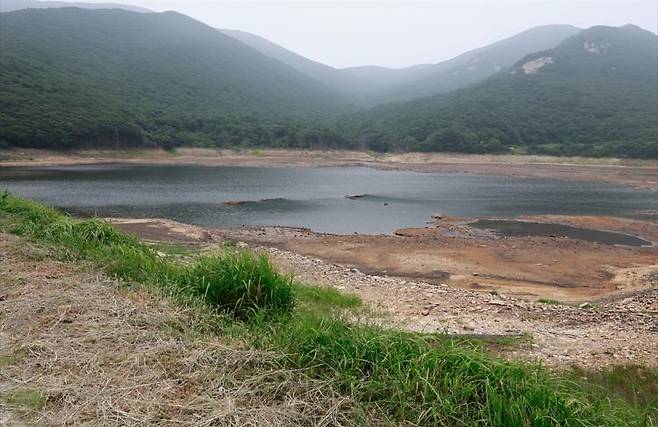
top-left (86, 0), bottom-right (657, 68)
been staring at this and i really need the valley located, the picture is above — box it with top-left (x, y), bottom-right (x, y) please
top-left (1, 2), bottom-right (657, 424)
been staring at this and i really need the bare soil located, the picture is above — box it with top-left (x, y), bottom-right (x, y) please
top-left (109, 218), bottom-right (658, 368)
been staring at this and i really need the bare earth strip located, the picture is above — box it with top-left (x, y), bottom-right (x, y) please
top-left (108, 219), bottom-right (658, 368)
top-left (0, 234), bottom-right (350, 426)
top-left (2, 148), bottom-right (657, 189)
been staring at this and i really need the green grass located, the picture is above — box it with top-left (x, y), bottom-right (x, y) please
top-left (537, 298), bottom-right (563, 305)
top-left (1, 192), bottom-right (656, 426)
top-left (568, 365), bottom-right (658, 419)
top-left (0, 389), bottom-right (48, 412)
top-left (0, 192), bottom-right (294, 319)
top-left (0, 350), bottom-right (27, 369)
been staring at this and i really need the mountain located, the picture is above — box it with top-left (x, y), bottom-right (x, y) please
top-left (220, 29), bottom-right (367, 95)
top-left (352, 25), bottom-right (658, 158)
top-left (221, 26), bottom-right (579, 105)
top-left (0, 0), bottom-right (151, 13)
top-left (0, 8), bottom-right (353, 149)
top-left (363, 25), bottom-right (582, 104)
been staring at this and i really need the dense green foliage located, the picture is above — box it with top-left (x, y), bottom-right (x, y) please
top-left (1, 193), bottom-right (656, 426)
top-left (0, 8), bottom-right (353, 149)
top-left (352, 25), bottom-right (658, 157)
top-left (0, 8), bottom-right (656, 158)
top-left (0, 192), bottom-right (295, 318)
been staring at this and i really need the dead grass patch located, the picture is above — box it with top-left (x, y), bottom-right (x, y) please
top-left (0, 234), bottom-right (355, 426)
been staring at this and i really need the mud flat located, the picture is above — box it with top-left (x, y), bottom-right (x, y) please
top-left (109, 215), bottom-right (658, 367)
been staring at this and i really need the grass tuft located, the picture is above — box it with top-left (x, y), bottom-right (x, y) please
top-left (0, 389), bottom-right (48, 412)
top-left (0, 193), bottom-right (294, 319)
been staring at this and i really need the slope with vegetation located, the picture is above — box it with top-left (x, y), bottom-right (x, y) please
top-left (0, 6), bottom-right (656, 158)
top-left (362, 24), bottom-right (581, 104)
top-left (1, 192), bottom-right (657, 425)
top-left (0, 8), bottom-right (353, 150)
top-left (0, 0), bottom-right (151, 13)
top-left (222, 25), bottom-right (580, 105)
top-left (220, 29), bottom-right (370, 98)
top-left (351, 25), bottom-right (658, 157)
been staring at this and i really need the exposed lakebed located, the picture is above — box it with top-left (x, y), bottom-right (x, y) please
top-left (1, 164), bottom-right (657, 235)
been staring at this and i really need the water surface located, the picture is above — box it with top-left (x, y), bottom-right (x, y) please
top-left (0, 164), bottom-right (656, 234)
top-left (470, 219), bottom-right (651, 247)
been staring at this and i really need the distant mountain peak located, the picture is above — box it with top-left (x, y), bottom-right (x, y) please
top-left (0, 0), bottom-right (152, 13)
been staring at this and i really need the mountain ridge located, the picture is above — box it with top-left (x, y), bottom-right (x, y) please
top-left (0, 8), bottom-right (352, 149)
top-left (351, 24), bottom-right (658, 157)
top-left (0, 0), bottom-right (151, 13)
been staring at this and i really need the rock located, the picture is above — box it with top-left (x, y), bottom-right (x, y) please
top-left (579, 302), bottom-right (592, 309)
top-left (488, 300), bottom-right (507, 306)
top-left (431, 212), bottom-right (444, 220)
top-left (236, 242), bottom-right (248, 249)
top-left (472, 272), bottom-right (479, 277)
top-left (345, 194), bottom-right (367, 200)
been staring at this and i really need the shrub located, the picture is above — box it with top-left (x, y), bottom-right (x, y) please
top-left (182, 252), bottom-right (295, 319)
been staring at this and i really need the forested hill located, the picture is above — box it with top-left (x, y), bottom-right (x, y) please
top-left (0, 0), bottom-right (151, 13)
top-left (363, 25), bottom-right (581, 104)
top-left (220, 29), bottom-right (369, 97)
top-left (0, 8), bottom-right (353, 149)
top-left (221, 25), bottom-right (579, 105)
top-left (351, 25), bottom-right (658, 158)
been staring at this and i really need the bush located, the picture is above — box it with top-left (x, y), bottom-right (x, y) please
top-left (182, 252), bottom-right (295, 319)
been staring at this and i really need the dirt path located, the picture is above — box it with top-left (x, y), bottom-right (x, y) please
top-left (0, 234), bottom-right (349, 426)
top-left (109, 219), bottom-right (658, 368)
top-left (2, 148), bottom-right (657, 189)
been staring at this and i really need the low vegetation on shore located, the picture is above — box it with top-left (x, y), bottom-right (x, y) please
top-left (1, 191), bottom-right (656, 426)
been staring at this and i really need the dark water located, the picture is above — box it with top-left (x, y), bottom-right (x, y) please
top-left (470, 220), bottom-right (652, 247)
top-left (0, 164), bottom-right (656, 234)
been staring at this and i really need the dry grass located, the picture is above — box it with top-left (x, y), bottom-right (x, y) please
top-left (0, 234), bottom-right (353, 426)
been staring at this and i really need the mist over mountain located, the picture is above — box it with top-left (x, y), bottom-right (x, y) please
top-left (353, 25), bottom-right (658, 157)
top-left (220, 29), bottom-right (368, 97)
top-left (0, 3), bottom-right (655, 158)
top-left (222, 25), bottom-right (580, 105)
top-left (362, 25), bottom-right (582, 104)
top-left (0, 0), bottom-right (151, 13)
top-left (0, 8), bottom-right (353, 149)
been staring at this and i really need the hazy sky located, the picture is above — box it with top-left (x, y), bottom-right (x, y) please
top-left (85, 0), bottom-right (657, 68)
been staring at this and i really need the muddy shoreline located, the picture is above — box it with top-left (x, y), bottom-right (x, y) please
top-left (108, 216), bottom-right (658, 367)
top-left (2, 148), bottom-right (658, 189)
top-left (4, 148), bottom-right (657, 365)
top-left (110, 214), bottom-right (657, 303)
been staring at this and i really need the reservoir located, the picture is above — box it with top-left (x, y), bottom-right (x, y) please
top-left (1, 164), bottom-right (656, 235)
